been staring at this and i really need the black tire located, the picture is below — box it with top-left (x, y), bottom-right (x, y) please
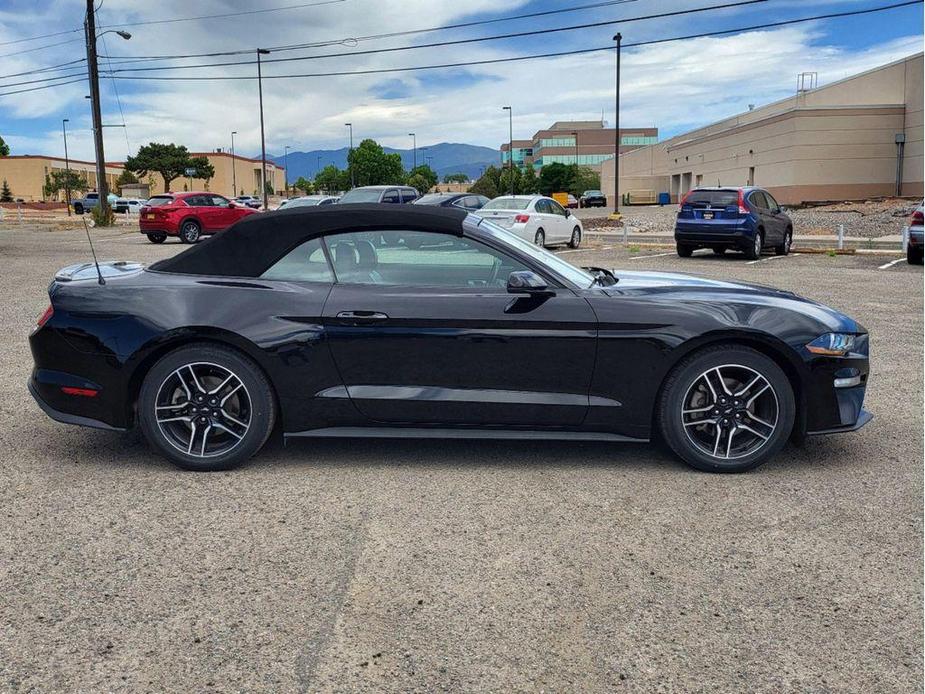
top-left (775, 227), bottom-right (792, 256)
top-left (179, 219), bottom-right (201, 244)
top-left (658, 345), bottom-right (795, 473)
top-left (744, 230), bottom-right (763, 260)
top-left (138, 343), bottom-right (276, 472)
top-left (712, 247), bottom-right (726, 256)
top-left (676, 243), bottom-right (693, 258)
top-left (73, 203), bottom-right (84, 214)
top-left (907, 246), bottom-right (923, 265)
top-left (568, 226), bottom-right (581, 249)
top-left (534, 229), bottom-right (545, 247)
top-left (146, 232), bottom-right (166, 244)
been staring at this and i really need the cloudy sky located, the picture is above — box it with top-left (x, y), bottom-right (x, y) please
top-left (0, 0), bottom-right (922, 162)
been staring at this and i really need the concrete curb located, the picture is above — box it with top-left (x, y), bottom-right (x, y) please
top-left (585, 230), bottom-right (903, 251)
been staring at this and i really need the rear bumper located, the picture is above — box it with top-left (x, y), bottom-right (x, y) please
top-left (28, 376), bottom-right (126, 432)
top-left (908, 228), bottom-right (923, 246)
top-left (139, 227), bottom-right (178, 236)
top-left (674, 222), bottom-right (754, 248)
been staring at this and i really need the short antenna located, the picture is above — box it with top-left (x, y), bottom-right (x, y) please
top-left (81, 216), bottom-right (106, 285)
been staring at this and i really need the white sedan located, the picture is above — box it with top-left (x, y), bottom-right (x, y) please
top-left (477, 195), bottom-right (583, 248)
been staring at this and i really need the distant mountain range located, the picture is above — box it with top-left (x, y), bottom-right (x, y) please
top-left (268, 142), bottom-right (499, 182)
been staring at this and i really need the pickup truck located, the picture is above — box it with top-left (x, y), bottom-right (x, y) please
top-left (73, 192), bottom-right (100, 214)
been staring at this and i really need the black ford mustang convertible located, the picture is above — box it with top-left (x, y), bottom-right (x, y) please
top-left (29, 205), bottom-right (871, 472)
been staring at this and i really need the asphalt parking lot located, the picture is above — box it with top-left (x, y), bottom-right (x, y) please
top-left (1, 224), bottom-right (922, 692)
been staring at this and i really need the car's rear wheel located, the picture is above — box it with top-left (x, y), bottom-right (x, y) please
top-left (146, 232), bottom-right (166, 244)
top-left (139, 343), bottom-right (276, 472)
top-left (534, 229), bottom-right (545, 247)
top-left (658, 345), bottom-right (794, 472)
top-left (677, 243), bottom-right (693, 258)
top-left (568, 226), bottom-right (581, 249)
top-left (907, 245), bottom-right (923, 265)
top-left (744, 230), bottom-right (763, 260)
top-left (74, 204), bottom-right (84, 214)
top-left (179, 220), bottom-right (201, 244)
top-left (775, 228), bottom-right (792, 256)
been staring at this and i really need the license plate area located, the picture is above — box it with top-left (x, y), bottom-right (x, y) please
top-left (146, 214), bottom-right (155, 219)
top-left (702, 211), bottom-right (714, 220)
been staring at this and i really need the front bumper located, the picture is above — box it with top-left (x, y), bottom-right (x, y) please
top-left (807, 409), bottom-right (873, 436)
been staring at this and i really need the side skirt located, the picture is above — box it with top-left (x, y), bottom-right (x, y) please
top-left (285, 426), bottom-right (648, 443)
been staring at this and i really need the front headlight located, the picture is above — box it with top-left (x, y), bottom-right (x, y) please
top-left (806, 333), bottom-right (857, 356)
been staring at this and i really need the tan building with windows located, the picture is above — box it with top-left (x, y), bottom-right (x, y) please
top-left (602, 53), bottom-right (923, 206)
top-left (180, 151), bottom-right (285, 198)
top-left (0, 155), bottom-right (123, 202)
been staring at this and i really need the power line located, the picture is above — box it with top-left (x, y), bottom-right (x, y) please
top-left (0, 70), bottom-right (88, 90)
top-left (97, 0), bottom-right (346, 29)
top-left (0, 28), bottom-right (82, 47)
top-left (94, 0), bottom-right (768, 75)
top-left (0, 58), bottom-right (85, 81)
top-left (0, 77), bottom-right (87, 97)
top-left (96, 1), bottom-right (924, 83)
top-left (98, 0), bottom-right (643, 61)
top-left (0, 36), bottom-right (84, 59)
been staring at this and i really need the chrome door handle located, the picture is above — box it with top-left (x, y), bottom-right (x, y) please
top-left (335, 311), bottom-right (389, 321)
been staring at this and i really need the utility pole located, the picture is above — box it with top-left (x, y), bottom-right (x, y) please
top-left (284, 145), bottom-right (291, 197)
top-left (612, 33), bottom-right (622, 216)
top-left (84, 0), bottom-right (109, 218)
top-left (316, 155), bottom-right (322, 177)
top-left (502, 106), bottom-right (513, 197)
top-left (62, 118), bottom-right (71, 216)
top-left (345, 123), bottom-right (354, 187)
top-left (408, 132), bottom-right (416, 170)
top-left (257, 48), bottom-right (270, 210)
top-left (230, 131), bottom-right (237, 197)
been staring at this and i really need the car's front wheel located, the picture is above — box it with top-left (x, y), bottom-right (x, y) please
top-left (658, 345), bottom-right (794, 472)
top-left (568, 226), bottom-right (581, 249)
top-left (534, 229), bottom-right (545, 247)
top-left (179, 220), bottom-right (201, 243)
top-left (138, 343), bottom-right (276, 471)
top-left (146, 232), bottom-right (166, 244)
top-left (677, 243), bottom-right (693, 257)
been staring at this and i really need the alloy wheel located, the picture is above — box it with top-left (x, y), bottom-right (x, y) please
top-left (571, 227), bottom-right (581, 247)
top-left (680, 364), bottom-right (779, 460)
top-left (154, 362), bottom-right (252, 458)
top-left (754, 233), bottom-right (762, 256)
top-left (182, 221), bottom-right (200, 243)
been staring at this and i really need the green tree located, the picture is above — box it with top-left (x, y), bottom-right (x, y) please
top-left (469, 165), bottom-right (503, 199)
top-left (293, 176), bottom-right (313, 195)
top-left (569, 165), bottom-right (600, 197)
top-left (0, 179), bottom-right (13, 202)
top-left (348, 138), bottom-right (403, 186)
top-left (538, 162), bottom-right (573, 196)
top-left (44, 170), bottom-right (87, 200)
top-left (443, 172), bottom-right (468, 184)
top-left (520, 165), bottom-right (540, 194)
top-left (405, 164), bottom-right (437, 192)
top-left (124, 143), bottom-right (215, 192)
top-left (0, 136), bottom-right (9, 157)
top-left (115, 169), bottom-right (138, 188)
top-left (314, 165), bottom-right (350, 194)
top-left (264, 180), bottom-right (274, 196)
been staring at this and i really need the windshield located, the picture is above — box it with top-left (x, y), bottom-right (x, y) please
top-left (414, 194), bottom-right (451, 205)
top-left (146, 196), bottom-right (174, 207)
top-left (339, 188), bottom-right (386, 203)
top-left (482, 197), bottom-right (531, 211)
top-left (584, 190), bottom-right (603, 196)
top-left (473, 217), bottom-right (595, 288)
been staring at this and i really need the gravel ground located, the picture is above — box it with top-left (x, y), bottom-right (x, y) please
top-left (580, 198), bottom-right (920, 238)
top-left (0, 225), bottom-right (922, 692)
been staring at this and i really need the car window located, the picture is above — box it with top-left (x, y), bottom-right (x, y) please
top-left (548, 200), bottom-right (567, 216)
top-left (482, 197), bottom-right (531, 211)
top-left (763, 191), bottom-right (780, 211)
top-left (322, 230), bottom-right (530, 288)
top-left (379, 189), bottom-right (399, 204)
top-left (462, 196), bottom-right (482, 210)
top-left (401, 189), bottom-right (419, 203)
top-left (749, 191), bottom-right (768, 209)
top-left (318, 197), bottom-right (336, 206)
top-left (259, 238), bottom-right (333, 283)
top-left (211, 195), bottom-right (230, 207)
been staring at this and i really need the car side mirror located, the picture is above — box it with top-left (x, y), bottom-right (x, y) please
top-left (507, 270), bottom-right (553, 296)
top-left (227, 203), bottom-right (235, 208)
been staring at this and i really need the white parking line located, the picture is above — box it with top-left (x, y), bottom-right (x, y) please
top-left (746, 253), bottom-right (800, 265)
top-left (878, 257), bottom-right (907, 270)
top-left (627, 251), bottom-right (676, 260)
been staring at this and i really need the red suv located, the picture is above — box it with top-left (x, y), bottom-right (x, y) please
top-left (139, 192), bottom-right (257, 244)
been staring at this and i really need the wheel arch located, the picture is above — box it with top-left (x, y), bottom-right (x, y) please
top-left (650, 330), bottom-right (807, 440)
top-left (124, 327), bottom-right (279, 427)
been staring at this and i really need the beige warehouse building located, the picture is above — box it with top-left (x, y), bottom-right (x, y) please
top-left (602, 53), bottom-right (924, 206)
top-left (0, 151), bottom-right (285, 202)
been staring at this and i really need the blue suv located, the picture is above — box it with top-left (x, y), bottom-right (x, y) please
top-left (674, 187), bottom-right (793, 260)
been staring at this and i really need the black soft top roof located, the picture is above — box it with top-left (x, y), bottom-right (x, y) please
top-left (149, 203), bottom-right (468, 277)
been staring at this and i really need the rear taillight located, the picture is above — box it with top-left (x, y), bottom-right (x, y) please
top-left (677, 191), bottom-right (691, 211)
top-left (37, 304), bottom-right (53, 327)
top-left (514, 214), bottom-right (530, 223)
top-left (911, 210), bottom-right (923, 226)
top-left (61, 386), bottom-right (98, 398)
top-left (737, 190), bottom-right (749, 215)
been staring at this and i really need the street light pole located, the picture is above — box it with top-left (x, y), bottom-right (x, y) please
top-left (230, 131), bottom-right (237, 196)
top-left (408, 133), bottom-right (416, 170)
top-left (345, 122), bottom-right (354, 187)
top-left (257, 48), bottom-right (271, 210)
top-left (62, 118), bottom-right (71, 215)
top-left (284, 145), bottom-right (291, 197)
top-left (613, 32), bottom-right (622, 215)
top-left (502, 106), bottom-right (513, 197)
top-left (571, 131), bottom-right (579, 166)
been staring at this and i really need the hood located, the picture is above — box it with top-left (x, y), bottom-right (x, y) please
top-left (611, 269), bottom-right (788, 294)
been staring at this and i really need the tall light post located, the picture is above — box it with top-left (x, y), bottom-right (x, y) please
top-left (612, 33), bottom-right (622, 215)
top-left (284, 145), bottom-right (291, 197)
top-left (230, 131), bottom-right (238, 197)
top-left (256, 47), bottom-right (271, 210)
top-left (316, 155), bottom-right (322, 177)
top-left (571, 131), bottom-right (579, 166)
top-left (84, 0), bottom-right (131, 219)
top-left (62, 118), bottom-right (71, 215)
top-left (502, 106), bottom-right (513, 197)
top-left (345, 122), bottom-right (354, 187)
top-left (408, 132), bottom-right (416, 170)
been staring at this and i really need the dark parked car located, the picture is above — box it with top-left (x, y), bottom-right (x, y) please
top-left (907, 202), bottom-right (923, 265)
top-left (338, 185), bottom-right (419, 204)
top-left (579, 190), bottom-right (607, 208)
top-left (139, 192), bottom-right (257, 244)
top-left (29, 205), bottom-right (871, 473)
top-left (675, 187), bottom-right (792, 260)
top-left (413, 193), bottom-right (489, 210)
